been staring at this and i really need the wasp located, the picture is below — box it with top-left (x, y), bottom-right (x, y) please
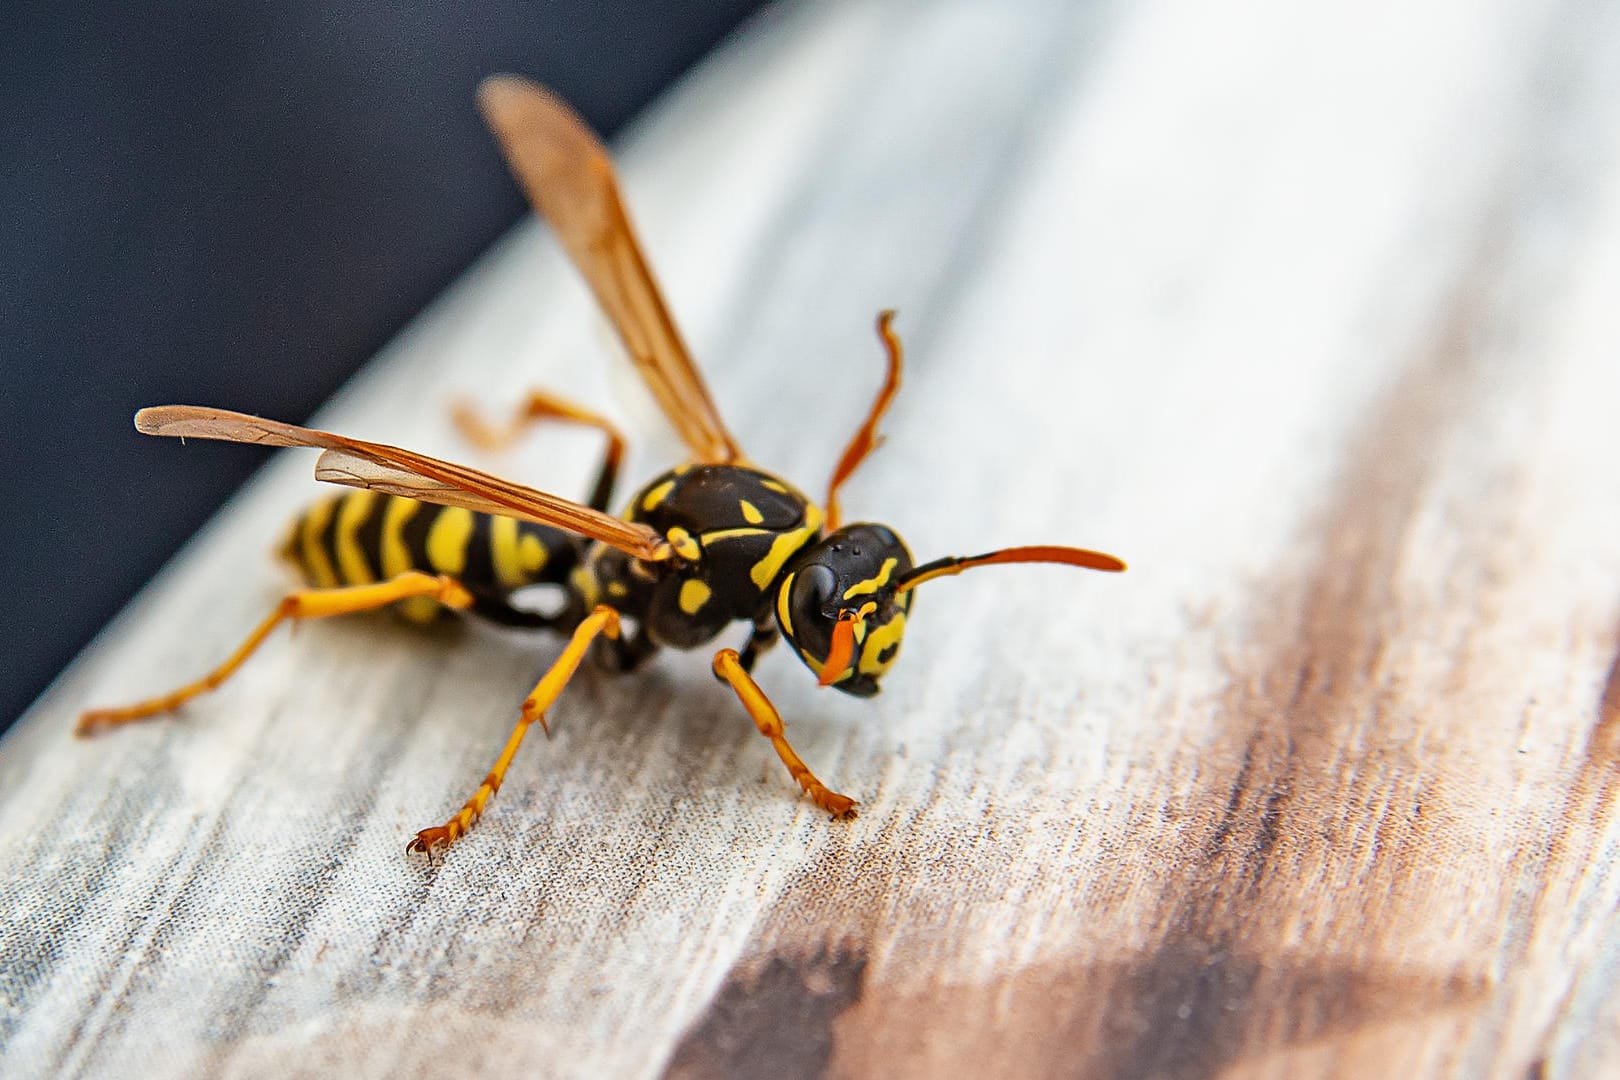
top-left (78, 75), bottom-right (1126, 856)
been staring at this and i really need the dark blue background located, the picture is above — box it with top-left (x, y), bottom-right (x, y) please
top-left (1, 3), bottom-right (767, 731)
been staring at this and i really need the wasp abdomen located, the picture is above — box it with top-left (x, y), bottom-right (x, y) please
top-left (281, 491), bottom-right (581, 623)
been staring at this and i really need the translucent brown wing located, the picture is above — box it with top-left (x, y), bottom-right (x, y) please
top-left (478, 74), bottom-right (744, 465)
top-left (135, 406), bottom-right (672, 562)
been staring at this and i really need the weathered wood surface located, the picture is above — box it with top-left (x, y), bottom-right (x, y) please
top-left (6, 0), bottom-right (1620, 1076)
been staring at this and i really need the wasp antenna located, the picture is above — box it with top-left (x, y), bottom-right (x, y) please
top-left (825, 310), bottom-right (904, 531)
top-left (896, 544), bottom-right (1127, 593)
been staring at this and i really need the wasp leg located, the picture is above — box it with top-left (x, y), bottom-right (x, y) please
top-left (824, 310), bottom-right (903, 531)
top-left (408, 604), bottom-right (621, 857)
top-left (452, 388), bottom-right (626, 512)
top-left (595, 623), bottom-right (659, 674)
top-left (77, 572), bottom-right (474, 736)
top-left (736, 619), bottom-right (779, 674)
top-left (711, 649), bottom-right (856, 818)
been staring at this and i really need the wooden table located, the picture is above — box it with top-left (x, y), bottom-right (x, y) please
top-left (5, 0), bottom-right (1620, 1076)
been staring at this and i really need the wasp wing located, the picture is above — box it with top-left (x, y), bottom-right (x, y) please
top-left (135, 405), bottom-right (671, 562)
top-left (478, 74), bottom-right (744, 465)
top-left (312, 452), bottom-right (503, 509)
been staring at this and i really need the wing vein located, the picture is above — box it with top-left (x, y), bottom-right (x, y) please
top-left (135, 406), bottom-right (671, 562)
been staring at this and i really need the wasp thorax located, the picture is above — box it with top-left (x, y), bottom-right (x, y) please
top-left (776, 523), bottom-right (914, 697)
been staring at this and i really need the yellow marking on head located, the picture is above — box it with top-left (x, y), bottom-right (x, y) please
top-left (739, 499), bottom-right (764, 525)
top-left (842, 557), bottom-right (899, 601)
top-left (858, 611), bottom-right (907, 676)
top-left (749, 504), bottom-right (824, 590)
top-left (666, 526), bottom-right (701, 562)
top-left (334, 491), bottom-right (377, 585)
top-left (679, 578), bottom-right (712, 615)
top-left (641, 478), bottom-right (677, 512)
top-left (607, 581), bottom-right (629, 598)
top-left (298, 496), bottom-right (340, 588)
top-left (760, 479), bottom-right (788, 494)
top-left (425, 507), bottom-right (475, 575)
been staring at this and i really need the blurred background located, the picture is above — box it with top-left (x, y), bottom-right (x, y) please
top-left (0, 2), bottom-right (770, 733)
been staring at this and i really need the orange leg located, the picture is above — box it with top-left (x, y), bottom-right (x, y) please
top-left (408, 605), bottom-right (622, 857)
top-left (452, 388), bottom-right (626, 512)
top-left (824, 310), bottom-right (904, 532)
top-left (76, 572), bottom-right (474, 736)
top-left (712, 649), bottom-right (857, 818)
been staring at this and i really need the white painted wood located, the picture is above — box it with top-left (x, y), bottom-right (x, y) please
top-left (5, 0), bottom-right (1620, 1076)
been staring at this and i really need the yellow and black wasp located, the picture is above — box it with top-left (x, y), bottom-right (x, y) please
top-left (79, 76), bottom-right (1126, 856)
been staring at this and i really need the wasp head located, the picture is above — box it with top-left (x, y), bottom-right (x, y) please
top-left (776, 524), bottom-right (914, 697)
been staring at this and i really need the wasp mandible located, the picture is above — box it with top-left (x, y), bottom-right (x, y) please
top-left (79, 76), bottom-right (1126, 856)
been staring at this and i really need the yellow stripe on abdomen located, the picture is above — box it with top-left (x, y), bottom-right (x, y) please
top-left (491, 515), bottom-right (549, 589)
top-left (334, 491), bottom-right (377, 585)
top-left (380, 496), bottom-right (437, 623)
top-left (491, 515), bottom-right (524, 589)
top-left (379, 497), bottom-right (417, 577)
top-left (426, 507), bottom-right (475, 575)
top-left (297, 496), bottom-right (340, 588)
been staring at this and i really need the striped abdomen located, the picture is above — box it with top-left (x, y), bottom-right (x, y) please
top-left (280, 491), bottom-right (583, 625)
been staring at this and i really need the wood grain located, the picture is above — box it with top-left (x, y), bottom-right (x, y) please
top-left (5, 0), bottom-right (1620, 1077)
